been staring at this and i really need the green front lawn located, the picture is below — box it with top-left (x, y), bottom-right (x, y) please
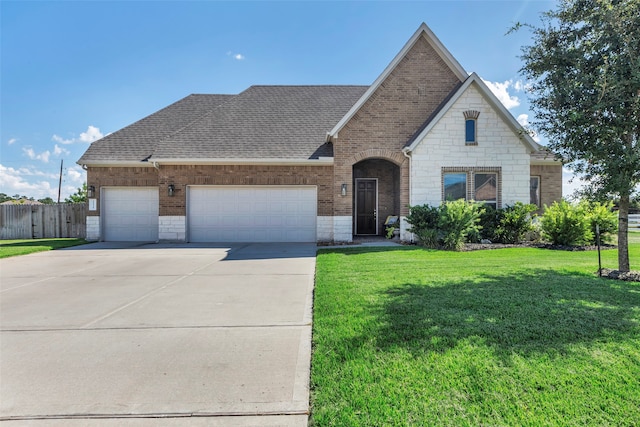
top-left (311, 244), bottom-right (640, 426)
top-left (0, 238), bottom-right (88, 258)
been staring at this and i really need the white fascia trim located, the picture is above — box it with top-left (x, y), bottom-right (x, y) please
top-left (327, 22), bottom-right (468, 142)
top-left (404, 73), bottom-right (539, 154)
top-left (149, 158), bottom-right (334, 166)
top-left (78, 161), bottom-right (155, 167)
top-left (531, 158), bottom-right (562, 165)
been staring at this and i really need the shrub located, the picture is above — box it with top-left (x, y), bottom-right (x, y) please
top-left (494, 202), bottom-right (538, 244)
top-left (407, 201), bottom-right (484, 250)
top-left (438, 199), bottom-right (485, 251)
top-left (541, 200), bottom-right (592, 246)
top-left (407, 204), bottom-right (440, 248)
top-left (580, 200), bottom-right (618, 244)
top-left (478, 205), bottom-right (502, 242)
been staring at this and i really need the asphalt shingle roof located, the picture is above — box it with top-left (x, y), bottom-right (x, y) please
top-left (78, 86), bottom-right (368, 164)
top-left (78, 94), bottom-right (233, 164)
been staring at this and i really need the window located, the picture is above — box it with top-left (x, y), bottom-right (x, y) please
top-left (474, 173), bottom-right (497, 209)
top-left (444, 173), bottom-right (467, 201)
top-left (443, 169), bottom-right (500, 208)
top-left (530, 176), bottom-right (541, 207)
top-left (465, 119), bottom-right (476, 144)
top-left (463, 110), bottom-right (480, 145)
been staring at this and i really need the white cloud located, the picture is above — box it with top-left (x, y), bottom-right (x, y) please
top-left (79, 125), bottom-right (103, 143)
top-left (53, 144), bottom-right (71, 156)
top-left (482, 79), bottom-right (520, 110)
top-left (227, 51), bottom-right (245, 61)
top-left (0, 164), bottom-right (56, 199)
top-left (562, 167), bottom-right (588, 199)
top-left (8, 138), bottom-right (17, 145)
top-left (66, 165), bottom-right (86, 184)
top-left (52, 125), bottom-right (104, 145)
top-left (22, 147), bottom-right (51, 163)
top-left (516, 113), bottom-right (541, 143)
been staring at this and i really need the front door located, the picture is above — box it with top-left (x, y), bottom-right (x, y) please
top-left (355, 179), bottom-right (377, 235)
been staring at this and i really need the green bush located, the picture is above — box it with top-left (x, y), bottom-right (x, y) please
top-left (541, 200), bottom-right (592, 246)
top-left (478, 206), bottom-right (501, 242)
top-left (406, 204), bottom-right (440, 248)
top-left (408, 201), bottom-right (484, 250)
top-left (495, 202), bottom-right (538, 244)
top-left (579, 200), bottom-right (618, 244)
top-left (438, 200), bottom-right (485, 251)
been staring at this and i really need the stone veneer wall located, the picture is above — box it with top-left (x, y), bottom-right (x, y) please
top-left (410, 83), bottom-right (531, 207)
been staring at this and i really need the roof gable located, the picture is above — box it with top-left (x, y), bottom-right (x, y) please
top-left (327, 22), bottom-right (467, 142)
top-left (404, 73), bottom-right (539, 153)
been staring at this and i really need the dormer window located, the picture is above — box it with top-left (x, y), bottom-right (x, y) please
top-left (463, 110), bottom-right (480, 145)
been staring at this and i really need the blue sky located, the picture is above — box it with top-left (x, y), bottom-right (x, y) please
top-left (2, 0), bottom-right (578, 201)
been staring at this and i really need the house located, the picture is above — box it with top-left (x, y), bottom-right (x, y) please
top-left (78, 23), bottom-right (562, 243)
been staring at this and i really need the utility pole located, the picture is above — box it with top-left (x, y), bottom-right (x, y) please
top-left (57, 159), bottom-right (63, 203)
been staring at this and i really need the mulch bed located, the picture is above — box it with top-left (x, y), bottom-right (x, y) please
top-left (598, 268), bottom-right (640, 282)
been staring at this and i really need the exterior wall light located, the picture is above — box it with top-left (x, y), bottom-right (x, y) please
top-left (168, 184), bottom-right (175, 197)
top-left (341, 183), bottom-right (348, 196)
top-left (87, 185), bottom-right (95, 198)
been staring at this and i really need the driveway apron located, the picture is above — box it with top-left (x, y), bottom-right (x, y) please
top-left (0, 242), bottom-right (316, 426)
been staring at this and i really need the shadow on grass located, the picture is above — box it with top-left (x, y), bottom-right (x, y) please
top-left (363, 270), bottom-right (640, 358)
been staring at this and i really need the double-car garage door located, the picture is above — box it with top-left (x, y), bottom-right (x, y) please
top-left (101, 186), bottom-right (317, 243)
top-left (188, 186), bottom-right (317, 242)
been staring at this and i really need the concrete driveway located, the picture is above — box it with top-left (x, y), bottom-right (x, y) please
top-left (0, 242), bottom-right (316, 426)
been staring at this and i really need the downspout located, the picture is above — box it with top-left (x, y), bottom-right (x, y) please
top-left (402, 148), bottom-right (414, 243)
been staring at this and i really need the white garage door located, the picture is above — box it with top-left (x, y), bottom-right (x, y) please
top-left (188, 186), bottom-right (317, 242)
top-left (103, 187), bottom-right (159, 241)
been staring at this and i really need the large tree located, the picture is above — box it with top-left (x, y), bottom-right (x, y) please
top-left (65, 183), bottom-right (88, 204)
top-left (516, 0), bottom-right (640, 271)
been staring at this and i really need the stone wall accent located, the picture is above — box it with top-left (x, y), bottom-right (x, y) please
top-left (411, 83), bottom-right (531, 207)
top-left (317, 216), bottom-right (334, 242)
top-left (530, 163), bottom-right (562, 210)
top-left (86, 216), bottom-right (100, 241)
top-left (159, 216), bottom-right (186, 241)
top-left (333, 216), bottom-right (353, 242)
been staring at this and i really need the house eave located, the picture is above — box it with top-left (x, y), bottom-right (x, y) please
top-left (148, 157), bottom-right (334, 166)
top-left (78, 160), bottom-right (156, 168)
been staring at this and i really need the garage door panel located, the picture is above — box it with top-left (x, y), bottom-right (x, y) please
top-left (188, 186), bottom-right (317, 242)
top-left (103, 188), bottom-right (158, 242)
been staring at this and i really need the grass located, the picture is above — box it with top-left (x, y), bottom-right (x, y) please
top-left (0, 238), bottom-right (88, 258)
top-left (311, 243), bottom-right (640, 426)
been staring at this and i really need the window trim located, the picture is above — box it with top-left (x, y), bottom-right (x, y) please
top-left (442, 167), bottom-right (502, 208)
top-left (530, 176), bottom-right (541, 208)
top-left (465, 119), bottom-right (477, 145)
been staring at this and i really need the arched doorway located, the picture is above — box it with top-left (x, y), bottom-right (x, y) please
top-left (352, 159), bottom-right (400, 236)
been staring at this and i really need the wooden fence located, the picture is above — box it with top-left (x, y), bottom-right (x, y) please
top-left (0, 203), bottom-right (86, 240)
top-left (630, 214), bottom-right (640, 230)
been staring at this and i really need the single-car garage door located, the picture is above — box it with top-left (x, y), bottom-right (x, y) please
top-left (188, 186), bottom-right (317, 242)
top-left (102, 187), bottom-right (159, 241)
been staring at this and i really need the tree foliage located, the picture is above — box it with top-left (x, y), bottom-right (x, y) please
top-left (65, 183), bottom-right (88, 204)
top-left (516, 0), bottom-right (640, 271)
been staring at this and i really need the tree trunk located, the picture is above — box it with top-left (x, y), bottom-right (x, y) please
top-left (618, 193), bottom-right (630, 272)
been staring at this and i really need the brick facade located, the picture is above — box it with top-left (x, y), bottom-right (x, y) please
top-left (333, 34), bottom-right (463, 230)
top-left (87, 166), bottom-right (158, 216)
top-left (530, 164), bottom-right (563, 210)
